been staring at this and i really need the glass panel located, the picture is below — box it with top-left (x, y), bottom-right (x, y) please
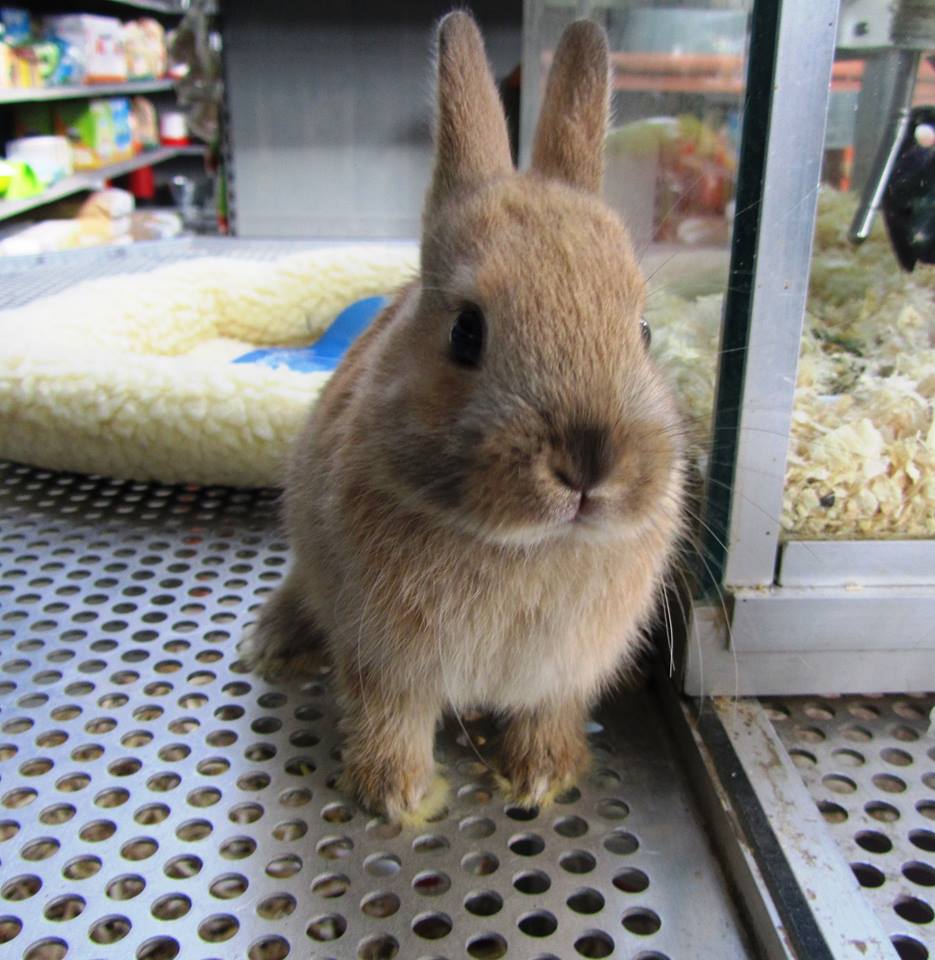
top-left (782, 18), bottom-right (934, 541)
top-left (522, 0), bottom-right (754, 579)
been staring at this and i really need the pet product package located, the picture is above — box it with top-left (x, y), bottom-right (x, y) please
top-left (43, 14), bottom-right (126, 84)
top-left (53, 97), bottom-right (134, 169)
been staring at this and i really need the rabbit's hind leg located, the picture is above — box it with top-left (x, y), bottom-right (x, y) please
top-left (239, 570), bottom-right (327, 679)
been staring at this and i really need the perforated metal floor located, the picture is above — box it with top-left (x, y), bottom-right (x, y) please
top-left (0, 459), bottom-right (753, 960)
top-left (767, 695), bottom-right (935, 960)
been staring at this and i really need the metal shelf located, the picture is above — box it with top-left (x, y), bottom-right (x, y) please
top-left (768, 694), bottom-right (935, 959)
top-left (0, 241), bottom-right (752, 960)
top-left (0, 146), bottom-right (207, 223)
top-left (0, 458), bottom-right (752, 960)
top-left (0, 79), bottom-right (175, 106)
top-left (101, 0), bottom-right (186, 12)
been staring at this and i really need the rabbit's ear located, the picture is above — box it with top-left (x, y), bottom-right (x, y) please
top-left (427, 12), bottom-right (512, 212)
top-left (531, 20), bottom-right (609, 193)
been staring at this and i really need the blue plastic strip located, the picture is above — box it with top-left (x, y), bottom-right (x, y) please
top-left (232, 295), bottom-right (388, 373)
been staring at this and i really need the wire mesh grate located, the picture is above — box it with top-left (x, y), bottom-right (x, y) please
top-left (0, 237), bottom-right (417, 311)
top-left (767, 694), bottom-right (935, 960)
top-left (0, 459), bottom-right (752, 960)
top-left (0, 239), bottom-right (326, 310)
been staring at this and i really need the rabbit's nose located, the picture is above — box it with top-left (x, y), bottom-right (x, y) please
top-left (550, 424), bottom-right (613, 493)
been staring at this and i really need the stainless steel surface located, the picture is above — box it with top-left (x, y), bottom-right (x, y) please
top-left (102, 0), bottom-right (186, 12)
top-left (730, 587), bottom-right (935, 654)
top-left (710, 699), bottom-right (901, 960)
top-left (658, 688), bottom-right (798, 960)
top-left (767, 694), bottom-right (935, 960)
top-left (721, 0), bottom-right (840, 589)
top-left (0, 460), bottom-right (753, 960)
top-left (0, 80), bottom-right (176, 106)
top-left (779, 541), bottom-right (935, 587)
top-left (518, 0), bottom-right (543, 171)
top-left (848, 49), bottom-right (921, 244)
top-left (853, 55), bottom-right (903, 194)
top-left (838, 0), bottom-right (898, 51)
top-left (684, 602), bottom-right (935, 697)
top-left (838, 0), bottom-right (935, 51)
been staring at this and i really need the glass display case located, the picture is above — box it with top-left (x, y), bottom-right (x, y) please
top-left (523, 0), bottom-right (935, 695)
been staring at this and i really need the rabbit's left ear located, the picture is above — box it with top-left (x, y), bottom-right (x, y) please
top-left (531, 20), bottom-right (610, 193)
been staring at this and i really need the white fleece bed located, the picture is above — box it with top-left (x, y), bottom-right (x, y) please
top-left (0, 244), bottom-right (418, 488)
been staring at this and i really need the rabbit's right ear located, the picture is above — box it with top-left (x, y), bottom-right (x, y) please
top-left (426, 12), bottom-right (512, 214)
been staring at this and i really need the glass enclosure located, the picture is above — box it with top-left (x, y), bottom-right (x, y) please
top-left (526, 1), bottom-right (934, 564)
top-left (782, 31), bottom-right (935, 542)
top-left (522, 0), bottom-right (753, 533)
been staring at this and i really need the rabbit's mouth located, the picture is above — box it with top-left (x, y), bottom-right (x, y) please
top-left (450, 492), bottom-right (650, 548)
top-left (377, 403), bottom-right (681, 548)
top-left (464, 454), bottom-right (684, 547)
top-left (550, 486), bottom-right (602, 526)
top-left (573, 492), bottom-right (600, 523)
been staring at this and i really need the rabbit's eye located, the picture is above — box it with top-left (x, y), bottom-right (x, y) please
top-left (640, 318), bottom-right (651, 348)
top-left (450, 307), bottom-right (485, 368)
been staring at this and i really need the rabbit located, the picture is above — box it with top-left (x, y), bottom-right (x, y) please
top-left (242, 11), bottom-right (686, 822)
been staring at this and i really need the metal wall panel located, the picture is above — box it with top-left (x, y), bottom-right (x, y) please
top-left (223, 1), bottom-right (522, 238)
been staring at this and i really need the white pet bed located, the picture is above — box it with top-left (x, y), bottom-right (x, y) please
top-left (0, 245), bottom-right (418, 488)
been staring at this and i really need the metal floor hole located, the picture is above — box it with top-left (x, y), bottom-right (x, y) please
top-left (0, 459), bottom-right (754, 959)
top-left (767, 694), bottom-right (935, 959)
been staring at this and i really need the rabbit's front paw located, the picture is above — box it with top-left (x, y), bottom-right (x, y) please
top-left (342, 750), bottom-right (445, 825)
top-left (498, 703), bottom-right (590, 808)
top-left (340, 694), bottom-right (445, 824)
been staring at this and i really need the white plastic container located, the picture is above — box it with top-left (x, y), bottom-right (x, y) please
top-left (5, 136), bottom-right (74, 185)
top-left (159, 111), bottom-right (189, 146)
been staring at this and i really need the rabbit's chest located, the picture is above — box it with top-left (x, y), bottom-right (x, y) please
top-left (438, 557), bottom-right (636, 710)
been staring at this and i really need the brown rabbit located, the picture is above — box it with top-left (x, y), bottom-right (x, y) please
top-left (243, 12), bottom-right (686, 821)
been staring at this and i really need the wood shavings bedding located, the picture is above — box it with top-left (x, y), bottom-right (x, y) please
top-left (650, 189), bottom-right (935, 541)
top-left (0, 245), bottom-right (418, 487)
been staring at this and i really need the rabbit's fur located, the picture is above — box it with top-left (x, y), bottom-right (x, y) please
top-left (244, 12), bottom-right (686, 820)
